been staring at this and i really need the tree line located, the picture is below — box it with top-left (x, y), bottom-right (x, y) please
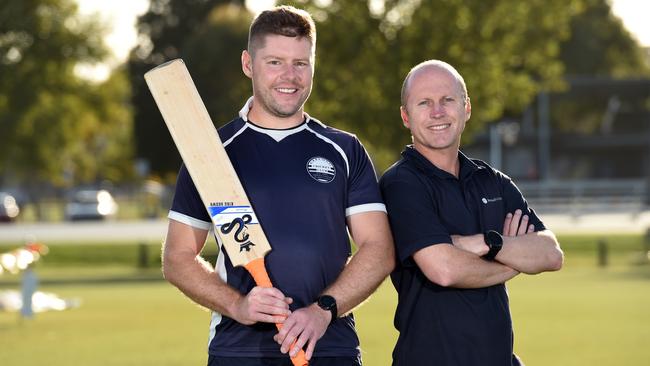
top-left (1, 0), bottom-right (648, 193)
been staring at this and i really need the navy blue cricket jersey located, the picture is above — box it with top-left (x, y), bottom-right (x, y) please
top-left (169, 98), bottom-right (386, 358)
top-left (380, 146), bottom-right (545, 366)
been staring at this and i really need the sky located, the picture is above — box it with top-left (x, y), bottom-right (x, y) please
top-left (74, 0), bottom-right (273, 81)
top-left (611, 0), bottom-right (650, 46)
top-left (74, 0), bottom-right (650, 82)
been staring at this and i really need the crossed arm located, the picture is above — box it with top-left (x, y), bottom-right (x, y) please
top-left (415, 210), bottom-right (564, 288)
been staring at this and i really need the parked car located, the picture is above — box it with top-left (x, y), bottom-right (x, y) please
top-left (0, 192), bottom-right (20, 222)
top-left (65, 189), bottom-right (118, 221)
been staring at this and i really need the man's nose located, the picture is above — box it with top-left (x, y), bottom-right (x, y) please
top-left (430, 103), bottom-right (446, 118)
top-left (280, 64), bottom-right (299, 80)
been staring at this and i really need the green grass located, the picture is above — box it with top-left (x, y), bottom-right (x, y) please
top-left (355, 281), bottom-right (398, 365)
top-left (1, 234), bottom-right (649, 365)
top-left (509, 265), bottom-right (650, 366)
top-left (0, 281), bottom-right (210, 366)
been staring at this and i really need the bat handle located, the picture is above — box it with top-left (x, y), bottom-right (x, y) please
top-left (244, 258), bottom-right (309, 366)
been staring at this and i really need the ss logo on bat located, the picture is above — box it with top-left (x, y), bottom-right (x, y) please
top-left (220, 214), bottom-right (255, 252)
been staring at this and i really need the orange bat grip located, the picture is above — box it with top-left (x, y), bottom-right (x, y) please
top-left (244, 258), bottom-right (308, 366)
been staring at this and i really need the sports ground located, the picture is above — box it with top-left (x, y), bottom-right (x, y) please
top-left (1, 222), bottom-right (649, 365)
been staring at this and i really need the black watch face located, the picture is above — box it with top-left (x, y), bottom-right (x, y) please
top-left (319, 295), bottom-right (336, 310)
top-left (487, 231), bottom-right (503, 246)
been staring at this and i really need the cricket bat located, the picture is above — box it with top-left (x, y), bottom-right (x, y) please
top-left (145, 59), bottom-right (308, 366)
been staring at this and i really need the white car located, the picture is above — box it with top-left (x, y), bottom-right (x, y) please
top-left (0, 192), bottom-right (20, 222)
top-left (65, 189), bottom-right (118, 221)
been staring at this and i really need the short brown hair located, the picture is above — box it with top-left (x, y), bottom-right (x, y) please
top-left (248, 5), bottom-right (316, 56)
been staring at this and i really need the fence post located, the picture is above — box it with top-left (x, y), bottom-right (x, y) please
top-left (644, 228), bottom-right (650, 263)
top-left (138, 243), bottom-right (149, 269)
top-left (597, 239), bottom-right (608, 267)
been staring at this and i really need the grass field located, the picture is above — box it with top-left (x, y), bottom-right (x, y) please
top-left (1, 234), bottom-right (649, 365)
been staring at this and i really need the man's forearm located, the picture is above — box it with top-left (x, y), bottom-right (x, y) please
top-left (323, 212), bottom-right (395, 316)
top-left (163, 248), bottom-right (242, 317)
top-left (452, 230), bottom-right (563, 275)
top-left (271, 212), bottom-right (394, 359)
top-left (496, 230), bottom-right (564, 274)
top-left (324, 237), bottom-right (394, 315)
top-left (415, 244), bottom-right (519, 289)
top-left (448, 252), bottom-right (520, 288)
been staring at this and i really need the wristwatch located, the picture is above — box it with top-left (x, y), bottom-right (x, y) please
top-left (483, 230), bottom-right (503, 260)
top-left (316, 295), bottom-right (338, 324)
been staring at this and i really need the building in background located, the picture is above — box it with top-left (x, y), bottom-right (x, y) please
top-left (465, 76), bottom-right (650, 212)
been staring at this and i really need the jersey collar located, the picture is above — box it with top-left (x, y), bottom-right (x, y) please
top-left (238, 96), bottom-right (312, 124)
top-left (237, 96), bottom-right (313, 142)
top-left (402, 145), bottom-right (482, 180)
top-left (246, 120), bottom-right (308, 142)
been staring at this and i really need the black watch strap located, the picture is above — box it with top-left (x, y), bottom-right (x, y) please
top-left (483, 230), bottom-right (503, 261)
top-left (316, 295), bottom-right (338, 324)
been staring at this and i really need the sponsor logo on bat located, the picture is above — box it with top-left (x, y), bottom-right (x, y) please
top-left (209, 205), bottom-right (259, 252)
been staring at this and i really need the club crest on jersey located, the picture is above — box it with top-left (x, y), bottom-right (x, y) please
top-left (306, 157), bottom-right (336, 183)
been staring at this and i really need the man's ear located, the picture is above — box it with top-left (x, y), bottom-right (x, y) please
top-left (465, 97), bottom-right (472, 121)
top-left (400, 106), bottom-right (410, 129)
top-left (242, 50), bottom-right (253, 78)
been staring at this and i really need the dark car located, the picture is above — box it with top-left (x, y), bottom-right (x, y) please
top-left (65, 189), bottom-right (118, 221)
top-left (0, 192), bottom-right (20, 222)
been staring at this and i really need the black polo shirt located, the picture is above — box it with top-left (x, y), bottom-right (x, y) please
top-left (379, 146), bottom-right (545, 366)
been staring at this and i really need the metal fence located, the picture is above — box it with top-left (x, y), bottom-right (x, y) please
top-left (518, 179), bottom-right (648, 215)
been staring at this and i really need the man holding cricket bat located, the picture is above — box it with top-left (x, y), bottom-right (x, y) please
top-left (162, 6), bottom-right (394, 366)
top-left (380, 60), bottom-right (564, 365)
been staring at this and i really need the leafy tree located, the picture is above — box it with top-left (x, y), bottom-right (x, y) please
top-left (290, 0), bottom-right (579, 171)
top-left (9, 69), bottom-right (134, 184)
top-left (553, 0), bottom-right (650, 134)
top-left (129, 0), bottom-right (248, 177)
top-left (561, 0), bottom-right (650, 78)
top-left (180, 4), bottom-right (253, 131)
top-left (131, 0), bottom-right (648, 174)
top-left (288, 0), bottom-right (399, 168)
top-left (0, 0), bottom-right (134, 200)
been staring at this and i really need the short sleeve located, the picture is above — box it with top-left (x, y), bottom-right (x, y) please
top-left (380, 170), bottom-right (451, 265)
top-left (168, 164), bottom-right (212, 230)
top-left (498, 172), bottom-right (546, 232)
top-left (345, 138), bottom-right (386, 216)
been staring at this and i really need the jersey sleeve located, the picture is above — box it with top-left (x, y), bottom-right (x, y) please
top-left (168, 164), bottom-right (212, 230)
top-left (498, 172), bottom-right (546, 232)
top-left (345, 137), bottom-right (386, 216)
top-left (380, 170), bottom-right (452, 266)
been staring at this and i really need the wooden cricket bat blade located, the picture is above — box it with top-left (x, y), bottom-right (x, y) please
top-left (145, 59), bottom-right (308, 366)
top-left (144, 59), bottom-right (272, 267)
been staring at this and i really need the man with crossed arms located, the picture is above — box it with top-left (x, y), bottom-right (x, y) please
top-left (380, 60), bottom-right (564, 366)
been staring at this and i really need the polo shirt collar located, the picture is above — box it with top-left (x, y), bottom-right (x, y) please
top-left (401, 145), bottom-right (482, 180)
